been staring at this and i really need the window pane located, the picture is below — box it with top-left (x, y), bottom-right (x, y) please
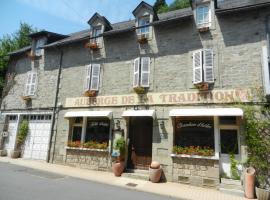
top-left (72, 127), bottom-right (82, 142)
top-left (219, 116), bottom-right (237, 125)
top-left (175, 118), bottom-right (214, 149)
top-left (220, 129), bottom-right (239, 154)
top-left (85, 120), bottom-right (110, 143)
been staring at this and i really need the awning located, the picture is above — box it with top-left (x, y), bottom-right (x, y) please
top-left (122, 110), bottom-right (155, 117)
top-left (169, 108), bottom-right (243, 117)
top-left (64, 111), bottom-right (112, 118)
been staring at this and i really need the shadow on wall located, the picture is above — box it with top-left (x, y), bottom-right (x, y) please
top-left (217, 9), bottom-right (265, 47)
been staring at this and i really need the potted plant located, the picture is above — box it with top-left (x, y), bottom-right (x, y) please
top-left (112, 137), bottom-right (126, 176)
top-left (149, 161), bottom-right (163, 183)
top-left (198, 26), bottom-right (210, 33)
top-left (255, 175), bottom-right (270, 200)
top-left (11, 120), bottom-right (28, 158)
top-left (84, 90), bottom-right (97, 97)
top-left (85, 41), bottom-right (99, 50)
top-left (194, 82), bottom-right (209, 91)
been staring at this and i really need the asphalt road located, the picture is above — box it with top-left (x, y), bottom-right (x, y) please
top-left (0, 162), bottom-right (177, 200)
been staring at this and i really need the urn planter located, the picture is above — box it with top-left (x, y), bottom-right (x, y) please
top-left (256, 187), bottom-right (270, 200)
top-left (112, 161), bottom-right (125, 177)
top-left (149, 161), bottom-right (162, 183)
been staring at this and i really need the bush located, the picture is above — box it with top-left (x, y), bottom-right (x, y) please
top-left (17, 120), bottom-right (29, 146)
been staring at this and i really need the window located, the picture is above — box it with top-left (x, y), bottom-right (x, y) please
top-left (133, 57), bottom-right (150, 88)
top-left (71, 117), bottom-right (83, 142)
top-left (220, 129), bottom-right (239, 154)
top-left (174, 117), bottom-right (215, 149)
top-left (193, 49), bottom-right (214, 84)
top-left (24, 71), bottom-right (38, 96)
top-left (35, 38), bottom-right (45, 56)
top-left (91, 26), bottom-right (102, 44)
top-left (196, 4), bottom-right (211, 28)
top-left (85, 119), bottom-right (110, 143)
top-left (137, 16), bottom-right (150, 37)
top-left (84, 64), bottom-right (101, 91)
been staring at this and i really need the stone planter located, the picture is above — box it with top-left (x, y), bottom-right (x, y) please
top-left (112, 161), bottom-right (125, 177)
top-left (256, 187), bottom-right (270, 200)
top-left (10, 150), bottom-right (21, 159)
top-left (0, 149), bottom-right (7, 156)
top-left (149, 161), bottom-right (162, 183)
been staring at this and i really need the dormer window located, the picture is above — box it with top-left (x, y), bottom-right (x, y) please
top-left (138, 16), bottom-right (150, 37)
top-left (196, 4), bottom-right (211, 30)
top-left (35, 38), bottom-right (45, 56)
top-left (92, 26), bottom-right (102, 42)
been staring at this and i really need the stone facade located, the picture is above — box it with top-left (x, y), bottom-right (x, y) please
top-left (2, 0), bottom-right (270, 188)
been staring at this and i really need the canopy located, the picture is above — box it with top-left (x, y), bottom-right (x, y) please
top-left (64, 111), bottom-right (112, 118)
top-left (169, 108), bottom-right (243, 117)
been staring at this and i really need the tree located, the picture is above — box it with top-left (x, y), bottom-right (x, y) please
top-left (153, 0), bottom-right (168, 13)
top-left (155, 0), bottom-right (190, 14)
top-left (0, 22), bottom-right (36, 94)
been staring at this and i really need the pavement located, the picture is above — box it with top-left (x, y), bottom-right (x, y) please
top-left (0, 157), bottom-right (249, 200)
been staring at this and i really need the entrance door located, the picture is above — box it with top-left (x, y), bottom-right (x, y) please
top-left (22, 115), bottom-right (51, 160)
top-left (219, 128), bottom-right (240, 178)
top-left (127, 117), bottom-right (153, 170)
top-left (4, 115), bottom-right (18, 156)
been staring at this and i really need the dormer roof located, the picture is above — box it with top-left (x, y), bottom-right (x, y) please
top-left (132, 1), bottom-right (158, 21)
top-left (87, 12), bottom-right (112, 31)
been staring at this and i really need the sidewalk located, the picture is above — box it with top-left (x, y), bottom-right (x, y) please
top-left (0, 157), bottom-right (249, 200)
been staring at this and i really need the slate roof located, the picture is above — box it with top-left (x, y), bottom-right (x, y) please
top-left (7, 46), bottom-right (31, 56)
top-left (216, 0), bottom-right (270, 13)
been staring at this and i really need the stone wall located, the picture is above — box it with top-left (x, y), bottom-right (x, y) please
top-left (172, 157), bottom-right (219, 188)
top-left (65, 149), bottom-right (110, 171)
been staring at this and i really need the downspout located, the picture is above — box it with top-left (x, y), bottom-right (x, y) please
top-left (46, 47), bottom-right (63, 163)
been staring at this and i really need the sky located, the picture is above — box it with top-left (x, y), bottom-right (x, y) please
top-left (0, 0), bottom-right (174, 38)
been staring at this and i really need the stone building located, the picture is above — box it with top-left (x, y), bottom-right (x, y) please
top-left (1, 0), bottom-right (270, 188)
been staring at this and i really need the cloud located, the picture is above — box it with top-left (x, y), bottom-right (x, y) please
top-left (16, 0), bottom-right (157, 25)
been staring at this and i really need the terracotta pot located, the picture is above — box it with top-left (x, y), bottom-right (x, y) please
top-left (10, 150), bottom-right (21, 159)
top-left (0, 150), bottom-right (7, 156)
top-left (112, 161), bottom-right (125, 177)
top-left (256, 187), bottom-right (270, 200)
top-left (149, 167), bottom-right (162, 183)
top-left (245, 167), bottom-right (256, 199)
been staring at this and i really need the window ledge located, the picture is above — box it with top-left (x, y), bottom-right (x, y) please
top-left (170, 153), bottom-right (219, 160)
top-left (65, 146), bottom-right (109, 152)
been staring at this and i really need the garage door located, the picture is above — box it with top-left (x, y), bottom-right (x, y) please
top-left (22, 115), bottom-right (51, 160)
top-left (4, 115), bottom-right (18, 156)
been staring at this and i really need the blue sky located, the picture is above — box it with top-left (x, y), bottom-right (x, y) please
top-left (0, 0), bottom-right (174, 38)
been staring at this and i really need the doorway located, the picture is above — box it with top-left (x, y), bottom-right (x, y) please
top-left (127, 117), bottom-right (153, 170)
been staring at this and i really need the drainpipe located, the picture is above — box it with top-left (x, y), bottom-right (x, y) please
top-left (46, 48), bottom-right (63, 163)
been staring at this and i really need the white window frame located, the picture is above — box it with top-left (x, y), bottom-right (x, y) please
top-left (196, 4), bottom-right (211, 28)
top-left (24, 71), bottom-right (38, 96)
top-left (133, 57), bottom-right (150, 88)
top-left (137, 15), bottom-right (150, 37)
top-left (91, 26), bottom-right (102, 44)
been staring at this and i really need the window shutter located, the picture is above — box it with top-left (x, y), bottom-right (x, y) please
top-left (84, 65), bottom-right (91, 91)
top-left (24, 72), bottom-right (31, 96)
top-left (133, 58), bottom-right (140, 87)
top-left (140, 57), bottom-right (150, 87)
top-left (193, 50), bottom-right (203, 84)
top-left (90, 64), bottom-right (100, 91)
top-left (29, 72), bottom-right (37, 95)
top-left (203, 49), bottom-right (214, 83)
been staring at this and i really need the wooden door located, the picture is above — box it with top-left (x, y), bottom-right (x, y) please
top-left (128, 117), bottom-right (153, 170)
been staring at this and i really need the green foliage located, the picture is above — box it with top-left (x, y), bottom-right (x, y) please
top-left (114, 137), bottom-right (126, 156)
top-left (17, 120), bottom-right (29, 146)
top-left (229, 153), bottom-right (240, 180)
top-left (241, 105), bottom-right (270, 189)
top-left (154, 0), bottom-right (190, 14)
top-left (0, 22), bottom-right (37, 94)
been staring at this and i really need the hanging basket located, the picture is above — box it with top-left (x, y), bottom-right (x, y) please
top-left (85, 42), bottom-right (99, 50)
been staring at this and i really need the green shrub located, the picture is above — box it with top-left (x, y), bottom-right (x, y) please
top-left (17, 120), bottom-right (29, 146)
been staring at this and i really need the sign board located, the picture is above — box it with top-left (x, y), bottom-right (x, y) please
top-left (65, 89), bottom-right (252, 108)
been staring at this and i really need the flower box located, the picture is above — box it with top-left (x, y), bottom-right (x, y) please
top-left (137, 35), bottom-right (148, 44)
top-left (172, 146), bottom-right (215, 157)
top-left (85, 42), bottom-right (99, 50)
top-left (198, 26), bottom-right (210, 33)
top-left (194, 82), bottom-right (209, 91)
top-left (84, 90), bottom-right (98, 97)
top-left (133, 86), bottom-right (146, 94)
top-left (26, 52), bottom-right (40, 60)
top-left (21, 95), bottom-right (32, 101)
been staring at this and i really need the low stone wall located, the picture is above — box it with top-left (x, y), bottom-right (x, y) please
top-left (65, 149), bottom-right (110, 171)
top-left (172, 157), bottom-right (220, 188)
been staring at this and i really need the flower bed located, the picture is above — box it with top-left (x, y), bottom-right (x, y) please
top-left (67, 140), bottom-right (108, 150)
top-left (172, 146), bottom-right (214, 157)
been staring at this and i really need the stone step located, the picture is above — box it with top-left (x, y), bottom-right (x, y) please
top-left (219, 187), bottom-right (245, 198)
top-left (221, 178), bottom-right (242, 186)
top-left (219, 183), bottom-right (243, 191)
top-left (122, 170), bottom-right (149, 181)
